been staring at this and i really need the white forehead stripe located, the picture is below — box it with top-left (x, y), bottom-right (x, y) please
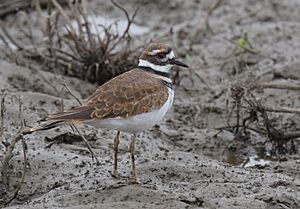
top-left (148, 49), bottom-right (162, 56)
top-left (167, 50), bottom-right (175, 59)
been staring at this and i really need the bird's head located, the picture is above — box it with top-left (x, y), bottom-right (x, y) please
top-left (138, 43), bottom-right (189, 74)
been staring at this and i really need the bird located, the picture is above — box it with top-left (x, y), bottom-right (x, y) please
top-left (33, 43), bottom-right (189, 180)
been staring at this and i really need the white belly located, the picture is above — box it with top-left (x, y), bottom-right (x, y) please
top-left (85, 89), bottom-right (174, 133)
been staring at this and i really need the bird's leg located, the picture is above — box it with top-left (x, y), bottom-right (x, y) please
top-left (112, 130), bottom-right (120, 177)
top-left (129, 133), bottom-right (137, 180)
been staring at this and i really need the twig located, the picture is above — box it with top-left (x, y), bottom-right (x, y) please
top-left (71, 124), bottom-right (100, 165)
top-left (0, 91), bottom-right (6, 141)
top-left (1, 128), bottom-right (33, 189)
top-left (207, 89), bottom-right (226, 103)
top-left (279, 132), bottom-right (300, 141)
top-left (46, 0), bottom-right (58, 73)
top-left (111, 0), bottom-right (132, 38)
top-left (0, 33), bottom-right (13, 53)
top-left (215, 125), bottom-right (266, 135)
top-left (109, 0), bottom-right (138, 52)
top-left (252, 105), bottom-right (300, 114)
top-left (51, 0), bottom-right (76, 34)
top-left (0, 21), bottom-right (24, 50)
top-left (58, 79), bottom-right (82, 105)
top-left (19, 13), bottom-right (38, 55)
top-left (204, 0), bottom-right (223, 29)
top-left (233, 7), bottom-right (264, 24)
top-left (252, 83), bottom-right (300, 91)
top-left (222, 37), bottom-right (275, 61)
top-left (30, 64), bottom-right (60, 95)
top-left (52, 47), bottom-right (82, 61)
top-left (60, 86), bottom-right (65, 111)
top-left (80, 5), bottom-right (96, 51)
top-left (235, 100), bottom-right (240, 134)
top-left (16, 96), bottom-right (24, 128)
top-left (1, 95), bottom-right (33, 192)
top-left (4, 139), bottom-right (28, 205)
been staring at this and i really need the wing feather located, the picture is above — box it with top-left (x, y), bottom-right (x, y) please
top-left (47, 69), bottom-right (169, 122)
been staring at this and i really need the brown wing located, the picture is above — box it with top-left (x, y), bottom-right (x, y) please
top-left (47, 69), bottom-right (169, 122)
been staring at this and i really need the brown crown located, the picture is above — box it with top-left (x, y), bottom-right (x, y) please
top-left (139, 43), bottom-right (172, 65)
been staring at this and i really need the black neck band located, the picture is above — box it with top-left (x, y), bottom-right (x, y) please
top-left (138, 66), bottom-right (170, 78)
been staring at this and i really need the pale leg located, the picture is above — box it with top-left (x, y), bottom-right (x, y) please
top-left (112, 130), bottom-right (120, 177)
top-left (129, 133), bottom-right (137, 179)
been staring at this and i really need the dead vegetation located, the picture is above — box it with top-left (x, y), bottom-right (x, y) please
top-left (0, 80), bottom-right (103, 206)
top-left (0, 0), bottom-right (139, 85)
top-left (226, 78), bottom-right (300, 155)
top-left (195, 10), bottom-right (300, 156)
top-left (0, 0), bottom-right (66, 18)
top-left (0, 85), bottom-right (100, 206)
top-left (0, 94), bottom-right (33, 206)
top-left (221, 33), bottom-right (299, 156)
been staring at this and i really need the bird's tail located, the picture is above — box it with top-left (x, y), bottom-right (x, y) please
top-left (30, 106), bottom-right (93, 132)
top-left (30, 120), bottom-right (67, 132)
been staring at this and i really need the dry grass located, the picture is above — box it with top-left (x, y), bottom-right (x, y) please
top-left (226, 75), bottom-right (300, 155)
top-left (0, 0), bottom-right (140, 85)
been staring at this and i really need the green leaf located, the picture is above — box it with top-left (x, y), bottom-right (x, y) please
top-left (237, 38), bottom-right (247, 47)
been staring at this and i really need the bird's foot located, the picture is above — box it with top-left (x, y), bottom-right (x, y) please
top-left (128, 174), bottom-right (140, 184)
top-left (111, 170), bottom-right (119, 178)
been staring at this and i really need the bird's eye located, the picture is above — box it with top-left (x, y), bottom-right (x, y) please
top-left (157, 53), bottom-right (166, 59)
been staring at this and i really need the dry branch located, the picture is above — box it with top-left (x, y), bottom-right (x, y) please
top-left (71, 125), bottom-right (100, 165)
top-left (253, 83), bottom-right (300, 91)
top-left (109, 0), bottom-right (138, 52)
top-left (59, 79), bottom-right (82, 105)
top-left (1, 128), bottom-right (33, 189)
top-left (51, 0), bottom-right (76, 34)
top-left (0, 92), bottom-right (5, 142)
top-left (4, 139), bottom-right (28, 205)
top-left (0, 95), bottom-right (34, 206)
top-left (0, 0), bottom-right (62, 18)
top-left (2, 0), bottom-right (139, 85)
top-left (258, 106), bottom-right (300, 114)
top-left (226, 78), bottom-right (300, 155)
top-left (0, 21), bottom-right (23, 50)
top-left (204, 0), bottom-right (224, 30)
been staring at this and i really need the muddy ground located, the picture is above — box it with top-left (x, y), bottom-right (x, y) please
top-left (0, 0), bottom-right (299, 208)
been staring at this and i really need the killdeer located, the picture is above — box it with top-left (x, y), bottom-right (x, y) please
top-left (35, 43), bottom-right (188, 180)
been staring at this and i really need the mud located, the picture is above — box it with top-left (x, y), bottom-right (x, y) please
top-left (0, 0), bottom-right (299, 209)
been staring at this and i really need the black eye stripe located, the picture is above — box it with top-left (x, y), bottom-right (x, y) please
top-left (157, 52), bottom-right (166, 58)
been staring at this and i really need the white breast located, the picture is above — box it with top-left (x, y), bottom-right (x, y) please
top-left (85, 88), bottom-right (174, 133)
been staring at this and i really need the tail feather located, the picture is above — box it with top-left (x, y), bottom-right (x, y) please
top-left (30, 120), bottom-right (66, 132)
top-left (47, 106), bottom-right (93, 121)
top-left (30, 106), bottom-right (93, 132)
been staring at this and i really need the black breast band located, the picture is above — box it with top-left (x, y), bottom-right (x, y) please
top-left (138, 66), bottom-right (173, 89)
top-left (138, 66), bottom-right (170, 78)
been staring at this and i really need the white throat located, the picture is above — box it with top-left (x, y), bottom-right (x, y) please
top-left (138, 59), bottom-right (172, 73)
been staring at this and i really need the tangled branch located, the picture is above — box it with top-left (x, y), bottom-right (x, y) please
top-left (0, 0), bottom-right (140, 85)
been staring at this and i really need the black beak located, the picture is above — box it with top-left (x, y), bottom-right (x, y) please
top-left (169, 58), bottom-right (189, 68)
